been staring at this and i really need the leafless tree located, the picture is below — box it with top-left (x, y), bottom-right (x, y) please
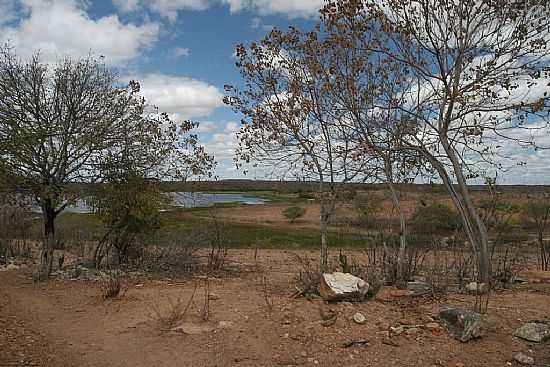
top-left (323, 0), bottom-right (550, 283)
top-left (224, 29), bottom-right (375, 270)
top-left (0, 48), bottom-right (214, 279)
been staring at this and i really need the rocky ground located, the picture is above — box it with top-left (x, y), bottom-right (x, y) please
top-left (0, 249), bottom-right (549, 367)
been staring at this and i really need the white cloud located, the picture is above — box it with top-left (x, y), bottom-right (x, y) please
top-left (130, 73), bottom-right (224, 119)
top-left (149, 0), bottom-right (209, 20)
top-left (2, 0), bottom-right (159, 65)
top-left (111, 0), bottom-right (140, 13)
top-left (113, 0), bottom-right (209, 21)
top-left (222, 0), bottom-right (324, 18)
top-left (173, 47), bottom-right (190, 58)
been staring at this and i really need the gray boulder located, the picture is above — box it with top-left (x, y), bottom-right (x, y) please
top-left (514, 323), bottom-right (550, 343)
top-left (407, 281), bottom-right (432, 296)
top-left (439, 307), bottom-right (486, 342)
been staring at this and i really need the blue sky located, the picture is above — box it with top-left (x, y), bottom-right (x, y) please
top-left (1, 0), bottom-right (548, 184)
top-left (0, 0), bottom-right (323, 179)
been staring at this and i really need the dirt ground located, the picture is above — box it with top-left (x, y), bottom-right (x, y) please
top-left (1, 249), bottom-right (550, 367)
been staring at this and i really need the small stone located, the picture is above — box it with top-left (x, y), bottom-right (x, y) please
top-left (455, 363), bottom-right (464, 367)
top-left (135, 284), bottom-right (144, 288)
top-left (390, 326), bottom-right (404, 335)
top-left (514, 352), bottom-right (534, 365)
top-left (208, 293), bottom-right (220, 300)
top-left (405, 327), bottom-right (420, 335)
top-left (353, 312), bottom-right (367, 325)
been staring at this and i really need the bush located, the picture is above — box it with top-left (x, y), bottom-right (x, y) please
top-left (412, 203), bottom-right (461, 235)
top-left (283, 206), bottom-right (306, 223)
top-left (353, 195), bottom-right (380, 229)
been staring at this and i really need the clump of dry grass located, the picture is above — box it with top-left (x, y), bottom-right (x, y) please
top-left (149, 285), bottom-right (198, 329)
top-left (101, 269), bottom-right (122, 299)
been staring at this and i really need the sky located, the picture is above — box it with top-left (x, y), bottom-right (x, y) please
top-left (0, 0), bottom-right (548, 184)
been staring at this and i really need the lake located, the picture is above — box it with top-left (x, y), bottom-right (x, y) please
top-left (39, 192), bottom-right (267, 214)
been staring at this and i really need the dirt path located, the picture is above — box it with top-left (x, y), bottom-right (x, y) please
top-left (1, 250), bottom-right (550, 367)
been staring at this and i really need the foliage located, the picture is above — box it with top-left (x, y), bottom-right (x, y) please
top-left (93, 175), bottom-right (165, 267)
top-left (282, 206), bottom-right (306, 223)
top-left (412, 203), bottom-right (462, 235)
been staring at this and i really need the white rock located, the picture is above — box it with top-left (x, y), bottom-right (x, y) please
top-left (514, 352), bottom-right (534, 365)
top-left (319, 272), bottom-right (369, 301)
top-left (353, 312), bottom-right (367, 324)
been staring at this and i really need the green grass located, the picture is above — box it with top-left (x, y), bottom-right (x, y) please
top-left (47, 207), bottom-right (369, 249)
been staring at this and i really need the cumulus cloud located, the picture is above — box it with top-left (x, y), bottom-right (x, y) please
top-left (1, 0), bottom-right (159, 65)
top-left (221, 0), bottom-right (324, 18)
top-left (129, 73), bottom-right (224, 119)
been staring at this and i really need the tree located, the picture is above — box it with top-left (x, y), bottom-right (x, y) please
top-left (0, 48), bottom-right (214, 278)
top-left (524, 197), bottom-right (550, 270)
top-left (225, 29), bottom-right (374, 271)
top-left (323, 0), bottom-right (550, 283)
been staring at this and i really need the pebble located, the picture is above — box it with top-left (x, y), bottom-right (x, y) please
top-left (514, 352), bottom-right (534, 365)
top-left (353, 312), bottom-right (367, 325)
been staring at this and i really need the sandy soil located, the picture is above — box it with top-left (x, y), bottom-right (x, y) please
top-left (1, 249), bottom-right (550, 367)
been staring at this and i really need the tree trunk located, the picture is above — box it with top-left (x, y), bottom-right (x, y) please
top-left (320, 200), bottom-right (329, 272)
top-left (385, 158), bottom-right (407, 283)
top-left (38, 203), bottom-right (57, 280)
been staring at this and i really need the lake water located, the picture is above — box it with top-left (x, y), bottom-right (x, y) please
top-left (37, 192), bottom-right (266, 214)
top-left (169, 192), bottom-right (266, 208)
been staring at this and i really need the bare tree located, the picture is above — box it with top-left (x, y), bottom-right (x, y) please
top-left (323, 0), bottom-right (550, 283)
top-left (524, 195), bottom-right (550, 270)
top-left (0, 48), bottom-right (214, 278)
top-left (224, 29), bottom-right (374, 270)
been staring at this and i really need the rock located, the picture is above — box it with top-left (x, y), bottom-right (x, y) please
top-left (514, 323), bottom-right (550, 343)
top-left (170, 323), bottom-right (215, 335)
top-left (208, 293), bottom-right (220, 300)
top-left (319, 272), bottom-right (369, 301)
top-left (514, 352), bottom-right (534, 365)
top-left (465, 282), bottom-right (488, 295)
top-left (390, 326), bottom-right (404, 336)
top-left (353, 312), bottom-right (367, 325)
top-left (439, 307), bottom-right (486, 342)
top-left (406, 281), bottom-right (432, 296)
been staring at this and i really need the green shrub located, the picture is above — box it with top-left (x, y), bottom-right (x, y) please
top-left (412, 203), bottom-right (461, 235)
top-left (283, 206), bottom-right (306, 223)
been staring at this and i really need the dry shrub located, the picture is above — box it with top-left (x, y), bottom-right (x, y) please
top-left (142, 240), bottom-right (198, 273)
top-left (149, 285), bottom-right (197, 329)
top-left (292, 254), bottom-right (321, 297)
top-left (101, 269), bottom-right (122, 299)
